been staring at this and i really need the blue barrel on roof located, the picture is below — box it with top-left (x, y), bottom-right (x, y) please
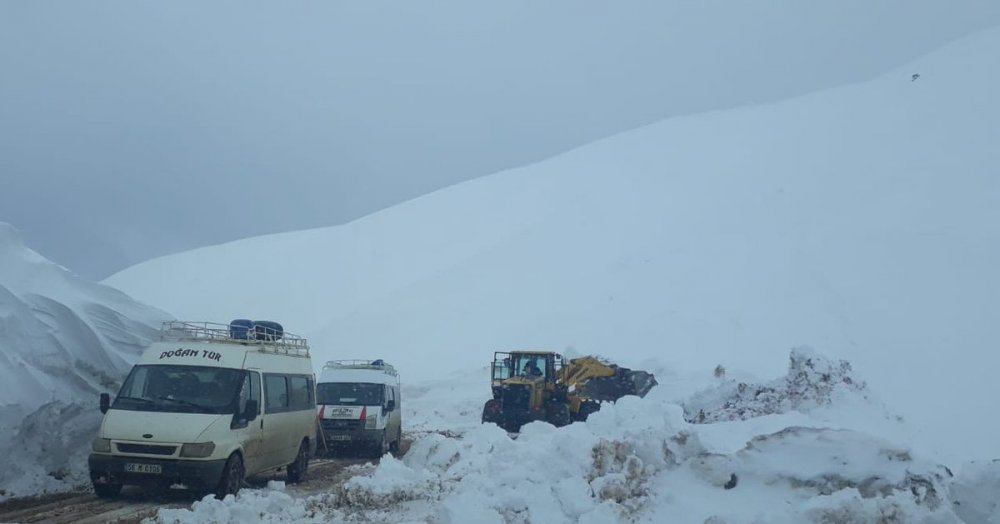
top-left (252, 321), bottom-right (284, 341)
top-left (229, 319), bottom-right (253, 340)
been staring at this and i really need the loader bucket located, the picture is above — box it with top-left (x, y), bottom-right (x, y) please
top-left (578, 368), bottom-right (658, 402)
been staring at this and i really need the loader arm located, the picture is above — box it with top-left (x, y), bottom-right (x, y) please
top-left (556, 356), bottom-right (616, 387)
top-left (557, 356), bottom-right (657, 402)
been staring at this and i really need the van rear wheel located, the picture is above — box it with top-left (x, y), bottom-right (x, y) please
top-left (214, 453), bottom-right (244, 499)
top-left (287, 440), bottom-right (310, 483)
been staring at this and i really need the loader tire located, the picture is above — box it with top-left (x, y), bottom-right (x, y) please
top-left (482, 399), bottom-right (502, 425)
top-left (546, 402), bottom-right (571, 428)
top-left (575, 400), bottom-right (601, 422)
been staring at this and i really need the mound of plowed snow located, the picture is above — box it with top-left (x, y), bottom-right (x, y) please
top-left (0, 222), bottom-right (169, 498)
top-left (683, 346), bottom-right (869, 424)
top-left (152, 349), bottom-right (999, 523)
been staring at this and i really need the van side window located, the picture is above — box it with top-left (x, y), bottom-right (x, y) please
top-left (237, 372), bottom-right (262, 414)
top-left (288, 376), bottom-right (310, 410)
top-left (238, 374), bottom-right (251, 413)
top-left (264, 374), bottom-right (288, 413)
top-left (250, 372), bottom-right (261, 412)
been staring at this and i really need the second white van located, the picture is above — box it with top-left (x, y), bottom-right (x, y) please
top-left (317, 360), bottom-right (401, 457)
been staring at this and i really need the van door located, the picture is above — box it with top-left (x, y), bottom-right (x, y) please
top-left (235, 371), bottom-right (265, 474)
top-left (262, 374), bottom-right (292, 469)
top-left (261, 374), bottom-right (312, 468)
top-left (386, 385), bottom-right (400, 443)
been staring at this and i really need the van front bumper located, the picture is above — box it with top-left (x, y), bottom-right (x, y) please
top-left (319, 427), bottom-right (382, 447)
top-left (88, 453), bottom-right (228, 489)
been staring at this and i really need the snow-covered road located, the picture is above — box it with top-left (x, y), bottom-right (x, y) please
top-left (0, 453), bottom-right (402, 524)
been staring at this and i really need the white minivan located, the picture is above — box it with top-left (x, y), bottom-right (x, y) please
top-left (88, 321), bottom-right (317, 498)
top-left (317, 360), bottom-right (401, 458)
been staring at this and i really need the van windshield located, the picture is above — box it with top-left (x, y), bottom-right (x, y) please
top-left (113, 365), bottom-right (243, 414)
top-left (317, 383), bottom-right (384, 406)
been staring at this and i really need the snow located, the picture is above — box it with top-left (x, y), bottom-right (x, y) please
top-left (151, 350), bottom-right (993, 523)
top-left (108, 26), bottom-right (1000, 468)
top-left (0, 6), bottom-right (995, 522)
top-left (0, 222), bottom-right (170, 498)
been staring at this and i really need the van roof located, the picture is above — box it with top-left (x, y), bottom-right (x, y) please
top-left (160, 321), bottom-right (310, 357)
top-left (319, 360), bottom-right (399, 385)
top-left (323, 359), bottom-right (397, 375)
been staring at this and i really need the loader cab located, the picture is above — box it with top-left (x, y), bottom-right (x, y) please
top-left (491, 351), bottom-right (562, 384)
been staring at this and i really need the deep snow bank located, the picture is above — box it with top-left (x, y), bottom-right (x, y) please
top-left (0, 223), bottom-right (169, 498)
top-left (152, 402), bottom-right (965, 523)
top-left (153, 350), bottom-right (998, 523)
top-left (683, 346), bottom-right (868, 424)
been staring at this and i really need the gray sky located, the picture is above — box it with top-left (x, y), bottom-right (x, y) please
top-left (3, 0), bottom-right (999, 279)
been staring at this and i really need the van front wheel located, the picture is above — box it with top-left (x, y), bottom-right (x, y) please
top-left (389, 426), bottom-right (402, 453)
top-left (371, 430), bottom-right (387, 459)
top-left (93, 481), bottom-right (121, 499)
top-left (287, 440), bottom-right (309, 484)
top-left (215, 453), bottom-right (244, 499)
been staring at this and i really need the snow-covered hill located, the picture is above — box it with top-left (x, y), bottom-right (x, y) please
top-left (7, 2), bottom-right (1000, 279)
top-left (108, 26), bottom-right (1000, 469)
top-left (0, 222), bottom-right (170, 498)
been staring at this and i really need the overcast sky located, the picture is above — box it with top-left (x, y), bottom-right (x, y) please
top-left (2, 1), bottom-right (999, 279)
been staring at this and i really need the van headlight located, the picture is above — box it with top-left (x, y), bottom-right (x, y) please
top-left (180, 442), bottom-right (216, 458)
top-left (92, 438), bottom-right (111, 453)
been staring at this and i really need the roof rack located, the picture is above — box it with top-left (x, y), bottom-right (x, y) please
top-left (160, 321), bottom-right (310, 357)
top-left (323, 359), bottom-right (397, 376)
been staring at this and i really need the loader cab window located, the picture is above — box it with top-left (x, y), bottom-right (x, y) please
top-left (493, 357), bottom-right (512, 381)
top-left (512, 354), bottom-right (547, 379)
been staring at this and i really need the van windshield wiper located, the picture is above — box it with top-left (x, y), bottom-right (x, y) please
top-left (155, 396), bottom-right (213, 413)
top-left (116, 396), bottom-right (156, 405)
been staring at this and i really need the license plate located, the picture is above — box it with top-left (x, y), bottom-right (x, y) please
top-left (328, 435), bottom-right (351, 441)
top-left (125, 463), bottom-right (162, 474)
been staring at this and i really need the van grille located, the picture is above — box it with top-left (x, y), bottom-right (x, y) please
top-left (116, 443), bottom-right (178, 455)
top-left (321, 419), bottom-right (363, 431)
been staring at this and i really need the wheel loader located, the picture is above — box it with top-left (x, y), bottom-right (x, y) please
top-left (481, 351), bottom-right (657, 433)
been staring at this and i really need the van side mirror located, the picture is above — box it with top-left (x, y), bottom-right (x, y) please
top-left (386, 399), bottom-right (395, 412)
top-left (243, 399), bottom-right (259, 421)
top-left (100, 393), bottom-right (110, 414)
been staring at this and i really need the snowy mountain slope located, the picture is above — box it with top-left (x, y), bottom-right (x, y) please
top-left (7, 1), bottom-right (1000, 279)
top-left (0, 222), bottom-right (170, 498)
top-left (107, 27), bottom-right (1000, 464)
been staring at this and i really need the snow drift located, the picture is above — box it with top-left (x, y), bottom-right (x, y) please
top-left (153, 352), bottom-right (990, 523)
top-left (108, 27), bottom-right (1000, 465)
top-left (683, 346), bottom-right (869, 424)
top-left (0, 222), bottom-right (169, 498)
